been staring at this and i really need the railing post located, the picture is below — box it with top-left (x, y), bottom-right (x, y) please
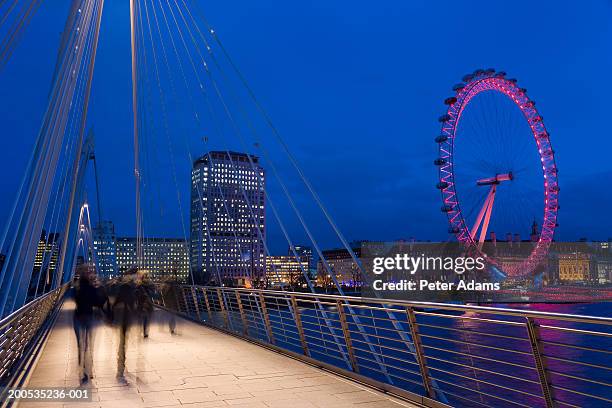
top-left (173, 286), bottom-right (183, 313)
top-left (337, 300), bottom-right (359, 373)
top-left (258, 292), bottom-right (275, 345)
top-left (202, 288), bottom-right (211, 320)
top-left (4, 319), bottom-right (17, 368)
top-left (525, 317), bottom-right (554, 408)
top-left (216, 288), bottom-right (229, 329)
top-left (235, 291), bottom-right (248, 336)
top-left (190, 286), bottom-right (201, 321)
top-left (180, 287), bottom-right (189, 315)
top-left (159, 285), bottom-right (167, 308)
top-left (406, 307), bottom-right (435, 399)
top-left (290, 295), bottom-right (309, 356)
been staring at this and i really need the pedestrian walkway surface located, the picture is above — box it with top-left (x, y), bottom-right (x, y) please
top-left (22, 300), bottom-right (418, 408)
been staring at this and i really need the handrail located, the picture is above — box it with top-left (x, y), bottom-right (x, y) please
top-left (0, 284), bottom-right (68, 385)
top-left (195, 286), bottom-right (612, 325)
top-left (156, 284), bottom-right (612, 408)
top-left (0, 285), bottom-right (64, 330)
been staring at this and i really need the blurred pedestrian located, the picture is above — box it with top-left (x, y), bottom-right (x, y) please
top-left (73, 264), bottom-right (99, 384)
top-left (161, 277), bottom-right (178, 334)
top-left (112, 267), bottom-right (137, 382)
top-left (136, 270), bottom-right (154, 338)
top-left (92, 274), bottom-right (112, 322)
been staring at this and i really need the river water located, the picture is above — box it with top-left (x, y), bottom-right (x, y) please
top-left (189, 290), bottom-right (611, 408)
top-left (277, 301), bottom-right (611, 408)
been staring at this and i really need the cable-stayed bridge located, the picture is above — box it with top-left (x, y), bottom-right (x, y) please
top-left (0, 1), bottom-right (610, 408)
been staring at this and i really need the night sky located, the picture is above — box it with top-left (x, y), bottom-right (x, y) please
top-left (1, 0), bottom-right (611, 254)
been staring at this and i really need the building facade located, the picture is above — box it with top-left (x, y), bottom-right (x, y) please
top-left (595, 240), bottom-right (612, 284)
top-left (116, 237), bottom-right (190, 282)
top-left (292, 245), bottom-right (313, 268)
top-left (558, 253), bottom-right (591, 282)
top-left (28, 230), bottom-right (60, 299)
top-left (266, 255), bottom-right (308, 288)
top-left (92, 221), bottom-right (118, 280)
top-left (317, 247), bottom-right (362, 288)
top-left (190, 151), bottom-right (265, 287)
top-left (597, 260), bottom-right (612, 284)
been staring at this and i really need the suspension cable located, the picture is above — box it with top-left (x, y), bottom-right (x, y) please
top-left (0, 0), bottom-right (97, 315)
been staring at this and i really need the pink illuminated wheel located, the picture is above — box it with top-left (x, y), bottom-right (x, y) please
top-left (435, 69), bottom-right (559, 277)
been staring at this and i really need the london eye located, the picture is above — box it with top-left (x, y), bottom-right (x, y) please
top-left (435, 69), bottom-right (559, 277)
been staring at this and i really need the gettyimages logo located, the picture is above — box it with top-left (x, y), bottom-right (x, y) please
top-left (361, 241), bottom-right (500, 301)
top-left (372, 253), bottom-right (486, 275)
top-left (361, 241), bottom-right (612, 303)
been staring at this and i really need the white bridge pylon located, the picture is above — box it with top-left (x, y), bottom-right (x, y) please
top-left (470, 172), bottom-right (513, 249)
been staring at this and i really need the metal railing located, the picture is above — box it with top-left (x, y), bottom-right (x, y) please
top-left (156, 285), bottom-right (612, 408)
top-left (0, 284), bottom-right (68, 386)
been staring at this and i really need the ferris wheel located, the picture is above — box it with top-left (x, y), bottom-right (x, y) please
top-left (435, 69), bottom-right (559, 277)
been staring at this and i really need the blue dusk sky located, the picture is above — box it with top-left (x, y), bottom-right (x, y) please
top-left (0, 0), bottom-right (611, 254)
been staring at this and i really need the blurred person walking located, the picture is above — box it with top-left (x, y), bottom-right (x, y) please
top-left (161, 277), bottom-right (178, 334)
top-left (92, 273), bottom-right (112, 321)
top-left (136, 270), bottom-right (154, 338)
top-left (112, 267), bottom-right (137, 382)
top-left (73, 264), bottom-right (100, 384)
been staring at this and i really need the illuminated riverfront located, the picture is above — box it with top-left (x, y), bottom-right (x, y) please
top-left (0, 1), bottom-right (610, 407)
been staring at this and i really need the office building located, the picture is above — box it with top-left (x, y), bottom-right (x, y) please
top-left (266, 255), bottom-right (308, 288)
top-left (92, 221), bottom-right (118, 280)
top-left (28, 230), bottom-right (60, 299)
top-left (291, 245), bottom-right (313, 269)
top-left (317, 246), bottom-right (363, 287)
top-left (595, 240), bottom-right (612, 284)
top-left (116, 237), bottom-right (190, 282)
top-left (597, 260), bottom-right (612, 284)
top-left (190, 151), bottom-right (265, 287)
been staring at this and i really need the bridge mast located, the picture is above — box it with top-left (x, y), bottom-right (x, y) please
top-left (56, 0), bottom-right (105, 287)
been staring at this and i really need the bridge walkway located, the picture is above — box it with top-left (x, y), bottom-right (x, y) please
top-left (21, 300), bottom-right (417, 408)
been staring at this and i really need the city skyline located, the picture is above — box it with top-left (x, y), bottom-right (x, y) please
top-left (0, 1), bottom-right (610, 256)
top-left (0, 3), bottom-right (609, 405)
